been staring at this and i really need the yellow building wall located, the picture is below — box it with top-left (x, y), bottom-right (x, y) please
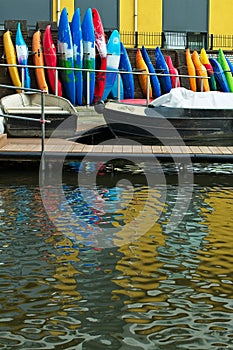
top-left (52, 0), bottom-right (74, 22)
top-left (209, 0), bottom-right (233, 35)
top-left (120, 0), bottom-right (162, 33)
top-left (209, 0), bottom-right (233, 49)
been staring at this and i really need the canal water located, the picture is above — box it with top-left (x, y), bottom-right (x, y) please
top-left (0, 161), bottom-right (233, 349)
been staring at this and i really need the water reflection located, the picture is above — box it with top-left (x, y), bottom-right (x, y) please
top-left (0, 170), bottom-right (233, 349)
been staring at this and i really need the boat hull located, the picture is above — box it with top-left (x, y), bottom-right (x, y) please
top-left (99, 101), bottom-right (233, 145)
top-left (1, 93), bottom-right (78, 138)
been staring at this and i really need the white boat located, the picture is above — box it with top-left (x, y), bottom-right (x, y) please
top-left (95, 87), bottom-right (233, 145)
top-left (0, 92), bottom-right (78, 137)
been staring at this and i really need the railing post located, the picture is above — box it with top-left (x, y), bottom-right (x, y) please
top-left (200, 77), bottom-right (204, 92)
top-left (55, 68), bottom-right (58, 96)
top-left (209, 34), bottom-right (214, 50)
top-left (86, 70), bottom-right (90, 106)
top-left (161, 32), bottom-right (166, 48)
top-left (21, 67), bottom-right (25, 92)
top-left (134, 31), bottom-right (138, 48)
top-left (41, 91), bottom-right (45, 154)
top-left (146, 73), bottom-right (150, 106)
top-left (117, 73), bottom-right (121, 100)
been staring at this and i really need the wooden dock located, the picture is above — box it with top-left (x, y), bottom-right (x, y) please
top-left (0, 134), bottom-right (233, 163)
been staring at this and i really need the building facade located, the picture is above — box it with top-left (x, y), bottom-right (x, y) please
top-left (0, 0), bottom-right (233, 49)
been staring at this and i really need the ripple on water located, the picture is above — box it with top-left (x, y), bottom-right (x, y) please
top-left (0, 178), bottom-right (232, 349)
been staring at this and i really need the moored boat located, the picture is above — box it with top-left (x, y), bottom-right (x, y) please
top-left (95, 87), bottom-right (233, 145)
top-left (0, 92), bottom-right (78, 137)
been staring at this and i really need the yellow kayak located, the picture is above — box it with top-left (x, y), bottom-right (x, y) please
top-left (200, 48), bottom-right (217, 91)
top-left (3, 30), bottom-right (21, 92)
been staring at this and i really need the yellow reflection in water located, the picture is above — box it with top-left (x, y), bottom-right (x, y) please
top-left (111, 184), bottom-right (233, 332)
top-left (194, 187), bottom-right (233, 295)
top-left (112, 186), bottom-right (165, 246)
top-left (45, 234), bottom-right (82, 333)
top-left (111, 187), bottom-right (167, 310)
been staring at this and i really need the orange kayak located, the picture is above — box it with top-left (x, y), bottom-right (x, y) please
top-left (32, 30), bottom-right (48, 92)
top-left (185, 48), bottom-right (196, 92)
top-left (136, 49), bottom-right (152, 98)
top-left (191, 50), bottom-right (210, 92)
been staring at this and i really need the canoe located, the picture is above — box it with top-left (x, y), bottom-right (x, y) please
top-left (43, 25), bottom-right (62, 96)
top-left (95, 87), bottom-right (233, 146)
top-left (32, 29), bottom-right (49, 92)
top-left (155, 46), bottom-right (172, 94)
top-left (191, 50), bottom-right (210, 92)
top-left (1, 92), bottom-right (78, 137)
top-left (3, 30), bottom-right (21, 92)
top-left (92, 8), bottom-right (107, 103)
top-left (185, 48), bottom-right (196, 92)
top-left (57, 7), bottom-right (76, 105)
top-left (218, 48), bottom-right (233, 92)
top-left (71, 8), bottom-right (83, 106)
top-left (136, 48), bottom-right (152, 99)
top-left (209, 57), bottom-right (230, 92)
top-left (102, 30), bottom-right (121, 100)
top-left (119, 42), bottom-right (135, 99)
top-left (199, 48), bottom-right (217, 91)
top-left (165, 55), bottom-right (180, 88)
top-left (82, 8), bottom-right (95, 105)
top-left (141, 45), bottom-right (161, 98)
top-left (15, 22), bottom-right (30, 89)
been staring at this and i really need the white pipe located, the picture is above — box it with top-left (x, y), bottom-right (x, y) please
top-left (134, 0), bottom-right (138, 33)
top-left (57, 0), bottom-right (61, 25)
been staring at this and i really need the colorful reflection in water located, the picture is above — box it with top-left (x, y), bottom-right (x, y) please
top-left (0, 164), bottom-right (232, 349)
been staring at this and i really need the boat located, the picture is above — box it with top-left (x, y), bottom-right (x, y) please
top-left (0, 92), bottom-right (78, 137)
top-left (141, 45), bottom-right (161, 98)
top-left (82, 8), bottom-right (96, 105)
top-left (95, 87), bottom-right (233, 146)
top-left (191, 50), bottom-right (210, 92)
top-left (16, 22), bottom-right (31, 89)
top-left (57, 7), bottom-right (76, 105)
top-left (3, 30), bottom-right (21, 91)
top-left (43, 25), bottom-right (63, 97)
top-left (92, 8), bottom-right (107, 103)
top-left (186, 48), bottom-right (197, 92)
top-left (136, 48), bottom-right (152, 99)
top-left (71, 8), bottom-right (83, 106)
top-left (32, 29), bottom-right (49, 93)
top-left (102, 30), bottom-right (121, 100)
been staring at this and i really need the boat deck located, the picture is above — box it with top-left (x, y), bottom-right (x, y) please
top-left (0, 134), bottom-right (233, 163)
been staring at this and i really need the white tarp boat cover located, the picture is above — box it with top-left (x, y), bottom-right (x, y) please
top-left (150, 87), bottom-right (233, 109)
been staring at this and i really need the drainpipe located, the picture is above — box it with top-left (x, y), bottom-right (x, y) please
top-left (134, 0), bottom-right (138, 48)
top-left (57, 0), bottom-right (61, 25)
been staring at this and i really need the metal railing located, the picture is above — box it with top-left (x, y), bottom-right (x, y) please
top-left (120, 31), bottom-right (233, 50)
top-left (0, 61), bottom-right (211, 106)
top-left (0, 62), bottom-right (210, 150)
top-left (0, 81), bottom-right (50, 153)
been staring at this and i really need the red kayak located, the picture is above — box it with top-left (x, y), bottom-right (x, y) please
top-left (92, 8), bottom-right (107, 102)
top-left (43, 25), bottom-right (62, 96)
top-left (165, 55), bottom-right (180, 88)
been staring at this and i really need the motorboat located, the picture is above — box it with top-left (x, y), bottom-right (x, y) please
top-left (95, 87), bottom-right (233, 145)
